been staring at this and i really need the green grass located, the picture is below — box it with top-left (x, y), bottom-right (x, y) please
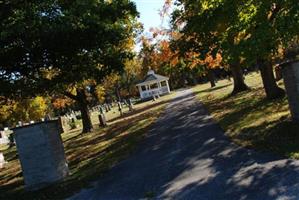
top-left (193, 72), bottom-right (299, 158)
top-left (0, 93), bottom-right (175, 200)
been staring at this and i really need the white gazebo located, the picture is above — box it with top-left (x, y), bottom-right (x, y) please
top-left (136, 70), bottom-right (170, 100)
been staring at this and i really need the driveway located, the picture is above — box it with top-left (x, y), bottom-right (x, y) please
top-left (70, 89), bottom-right (299, 200)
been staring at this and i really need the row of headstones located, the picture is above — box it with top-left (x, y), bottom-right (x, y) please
top-left (2, 100), bottom-right (135, 135)
top-left (98, 100), bottom-right (134, 127)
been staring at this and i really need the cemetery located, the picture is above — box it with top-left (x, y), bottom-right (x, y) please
top-left (1, 0), bottom-right (299, 199)
top-left (0, 93), bottom-right (174, 199)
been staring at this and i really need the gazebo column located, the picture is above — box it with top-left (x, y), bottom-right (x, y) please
top-left (146, 85), bottom-right (150, 98)
top-left (138, 86), bottom-right (143, 98)
top-left (158, 82), bottom-right (162, 88)
top-left (158, 82), bottom-right (162, 95)
top-left (166, 80), bottom-right (170, 93)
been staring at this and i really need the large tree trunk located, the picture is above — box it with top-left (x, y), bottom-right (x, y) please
top-left (115, 83), bottom-right (121, 102)
top-left (77, 89), bottom-right (93, 133)
top-left (207, 69), bottom-right (216, 88)
top-left (257, 59), bottom-right (285, 99)
top-left (230, 63), bottom-right (249, 94)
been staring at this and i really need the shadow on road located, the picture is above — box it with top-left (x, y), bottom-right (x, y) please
top-left (71, 89), bottom-right (299, 200)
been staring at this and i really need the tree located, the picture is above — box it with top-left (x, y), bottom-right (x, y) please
top-left (139, 30), bottom-right (206, 89)
top-left (121, 59), bottom-right (142, 97)
top-left (171, 0), bottom-right (250, 94)
top-left (0, 0), bottom-right (139, 133)
top-left (171, 0), bottom-right (299, 99)
top-left (0, 96), bottom-right (49, 128)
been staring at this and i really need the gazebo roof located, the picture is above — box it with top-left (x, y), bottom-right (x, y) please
top-left (136, 70), bottom-right (169, 86)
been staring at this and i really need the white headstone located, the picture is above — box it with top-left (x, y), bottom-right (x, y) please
top-left (14, 121), bottom-right (69, 190)
top-left (0, 153), bottom-right (6, 168)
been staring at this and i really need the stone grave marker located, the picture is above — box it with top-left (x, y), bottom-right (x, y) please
top-left (99, 106), bottom-right (104, 114)
top-left (118, 102), bottom-right (123, 116)
top-left (128, 99), bottom-right (133, 112)
top-left (0, 152), bottom-right (6, 168)
top-left (0, 131), bottom-right (9, 145)
top-left (13, 120), bottom-right (69, 191)
top-left (282, 60), bottom-right (299, 121)
top-left (58, 116), bottom-right (71, 133)
top-left (105, 104), bottom-right (109, 112)
top-left (98, 114), bottom-right (107, 127)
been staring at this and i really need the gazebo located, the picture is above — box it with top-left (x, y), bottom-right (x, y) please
top-left (136, 70), bottom-right (170, 100)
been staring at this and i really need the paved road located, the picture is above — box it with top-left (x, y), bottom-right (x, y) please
top-left (70, 89), bottom-right (299, 200)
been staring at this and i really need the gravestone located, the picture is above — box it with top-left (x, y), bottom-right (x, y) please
top-left (13, 120), bottom-right (69, 191)
top-left (108, 103), bottom-right (112, 111)
top-left (98, 114), bottom-right (107, 127)
top-left (58, 116), bottom-right (71, 133)
top-left (128, 99), bottom-right (133, 111)
top-left (99, 106), bottom-right (104, 114)
top-left (105, 104), bottom-right (109, 112)
top-left (0, 131), bottom-right (5, 139)
top-left (0, 131), bottom-right (9, 145)
top-left (118, 102), bottom-right (123, 116)
top-left (281, 60), bottom-right (299, 121)
top-left (0, 152), bottom-right (6, 168)
top-left (8, 132), bottom-right (15, 147)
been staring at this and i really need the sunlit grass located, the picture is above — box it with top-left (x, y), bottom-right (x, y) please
top-left (193, 72), bottom-right (299, 158)
top-left (0, 93), bottom-right (174, 200)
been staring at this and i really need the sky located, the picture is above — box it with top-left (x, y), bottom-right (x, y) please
top-left (132, 0), bottom-right (170, 33)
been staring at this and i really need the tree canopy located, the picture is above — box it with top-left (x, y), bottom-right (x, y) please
top-left (170, 0), bottom-right (299, 98)
top-left (0, 0), bottom-right (139, 132)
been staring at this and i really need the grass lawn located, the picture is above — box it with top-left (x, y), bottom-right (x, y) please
top-left (0, 93), bottom-right (175, 200)
top-left (193, 72), bottom-right (299, 158)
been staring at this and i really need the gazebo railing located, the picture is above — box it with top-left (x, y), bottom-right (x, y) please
top-left (141, 86), bottom-right (169, 99)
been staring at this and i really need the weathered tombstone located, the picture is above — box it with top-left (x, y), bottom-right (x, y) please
top-left (124, 99), bottom-right (128, 106)
top-left (98, 114), bottom-right (107, 127)
top-left (58, 116), bottom-right (71, 133)
top-left (118, 102), bottom-right (123, 116)
top-left (0, 131), bottom-right (4, 139)
top-left (281, 60), bottom-right (299, 121)
top-left (8, 133), bottom-right (15, 147)
top-left (18, 121), bottom-right (23, 127)
top-left (69, 118), bottom-right (77, 129)
top-left (105, 104), bottom-right (109, 112)
top-left (0, 152), bottom-right (6, 169)
top-left (128, 99), bottom-right (133, 112)
top-left (13, 120), bottom-right (69, 190)
top-left (99, 106), bottom-right (104, 114)
top-left (0, 131), bottom-right (9, 145)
